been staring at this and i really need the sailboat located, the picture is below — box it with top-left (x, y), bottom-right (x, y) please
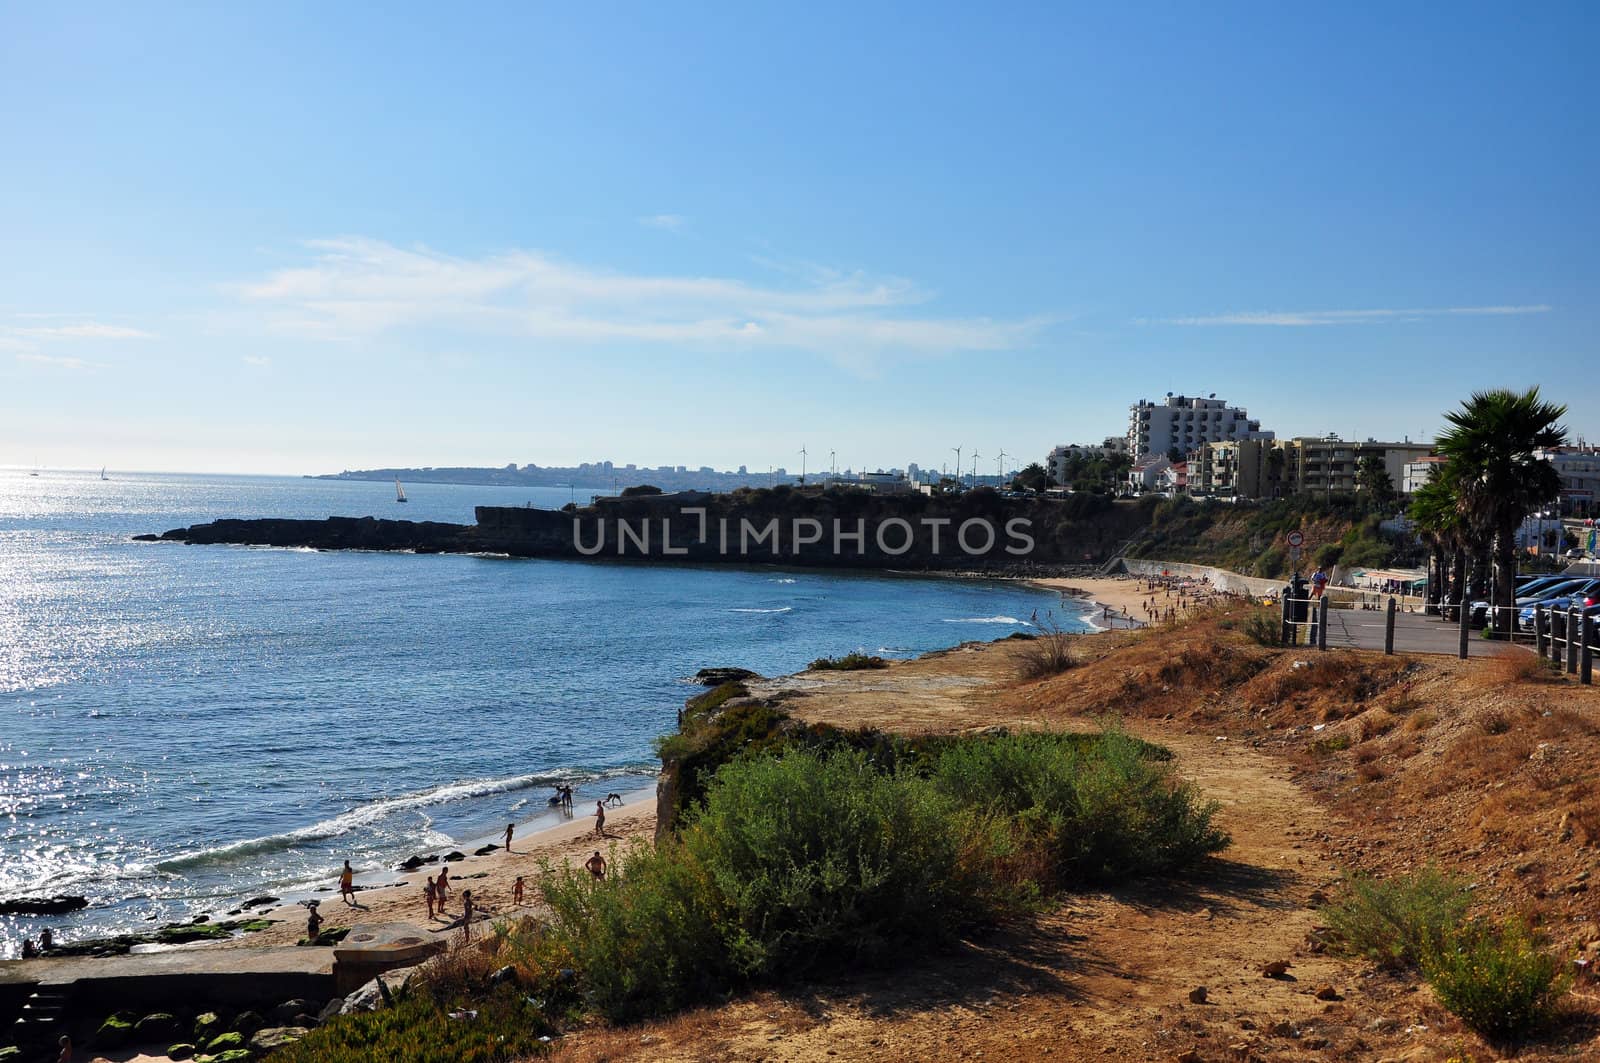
top-left (395, 477), bottom-right (408, 504)
top-left (100, 467), bottom-right (108, 481)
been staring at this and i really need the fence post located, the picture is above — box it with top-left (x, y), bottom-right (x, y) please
top-left (1384, 596), bottom-right (1396, 654)
top-left (1457, 594), bottom-right (1470, 659)
top-left (1553, 608), bottom-right (1566, 665)
top-left (1317, 595), bottom-right (1329, 651)
top-left (1535, 605), bottom-right (1547, 658)
top-left (1568, 606), bottom-right (1581, 674)
top-left (1281, 590), bottom-right (1293, 647)
top-left (1581, 615), bottom-right (1593, 686)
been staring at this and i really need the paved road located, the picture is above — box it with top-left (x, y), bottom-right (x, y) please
top-left (1321, 608), bottom-right (1523, 657)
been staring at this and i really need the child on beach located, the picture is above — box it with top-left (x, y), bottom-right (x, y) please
top-left (512, 876), bottom-right (525, 906)
top-left (339, 860), bottom-right (356, 904)
top-left (424, 875), bottom-right (437, 919)
top-left (503, 822), bottom-right (515, 853)
top-left (306, 903), bottom-right (323, 941)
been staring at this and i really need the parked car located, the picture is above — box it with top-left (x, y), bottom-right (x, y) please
top-left (1470, 575), bottom-right (1575, 626)
top-left (1518, 579), bottom-right (1600, 630)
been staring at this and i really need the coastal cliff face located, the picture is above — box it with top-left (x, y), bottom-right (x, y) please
top-left (140, 488), bottom-right (1148, 572)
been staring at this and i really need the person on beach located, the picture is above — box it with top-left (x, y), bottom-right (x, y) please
top-left (585, 851), bottom-right (606, 880)
top-left (305, 903), bottom-right (323, 941)
top-left (339, 860), bottom-right (356, 905)
top-left (460, 890), bottom-right (475, 941)
top-left (504, 822), bottom-right (515, 853)
top-left (39, 928), bottom-right (53, 951)
top-left (21, 939), bottom-right (37, 959)
top-left (512, 875), bottom-right (525, 906)
top-left (423, 875), bottom-right (437, 919)
top-left (594, 800), bottom-right (607, 838)
top-left (436, 865), bottom-right (451, 901)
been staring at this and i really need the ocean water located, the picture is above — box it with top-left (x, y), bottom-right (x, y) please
top-left (0, 470), bottom-right (1088, 956)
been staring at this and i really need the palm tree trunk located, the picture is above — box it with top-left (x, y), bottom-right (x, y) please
top-left (1493, 520), bottom-right (1519, 639)
top-left (1449, 547), bottom-right (1468, 621)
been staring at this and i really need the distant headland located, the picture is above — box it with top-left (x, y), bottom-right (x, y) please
top-left (138, 487), bottom-right (1146, 574)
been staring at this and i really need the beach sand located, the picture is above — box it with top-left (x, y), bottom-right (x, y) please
top-left (217, 796), bottom-right (658, 949)
top-left (1027, 574), bottom-right (1165, 626)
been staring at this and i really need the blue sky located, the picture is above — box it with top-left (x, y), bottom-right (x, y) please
top-left (1, 3), bottom-right (1594, 475)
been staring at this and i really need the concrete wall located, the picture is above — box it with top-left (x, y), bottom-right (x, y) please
top-left (1118, 558), bottom-right (1286, 597)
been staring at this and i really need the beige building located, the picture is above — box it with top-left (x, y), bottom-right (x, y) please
top-left (1277, 437), bottom-right (1431, 497)
top-left (1193, 438), bottom-right (1280, 498)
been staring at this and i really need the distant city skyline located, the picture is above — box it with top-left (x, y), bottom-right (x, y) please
top-left (2, 4), bottom-right (1594, 475)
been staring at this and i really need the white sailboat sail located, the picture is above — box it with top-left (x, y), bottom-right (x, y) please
top-left (395, 477), bottom-right (407, 503)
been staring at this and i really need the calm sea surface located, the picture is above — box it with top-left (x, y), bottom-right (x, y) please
top-left (0, 470), bottom-right (1086, 955)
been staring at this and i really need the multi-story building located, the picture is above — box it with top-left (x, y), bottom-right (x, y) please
top-left (1536, 447), bottom-right (1600, 515)
top-left (1275, 437), bottom-right (1430, 497)
top-left (1126, 394), bottom-right (1270, 459)
top-left (1126, 455), bottom-right (1171, 495)
top-left (1193, 438), bottom-right (1280, 498)
top-left (1046, 436), bottom-right (1128, 485)
top-left (1401, 455), bottom-right (1449, 495)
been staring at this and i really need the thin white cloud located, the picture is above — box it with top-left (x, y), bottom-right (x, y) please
top-left (12, 323), bottom-right (155, 339)
top-left (639, 213), bottom-right (688, 232)
top-left (1156, 305), bottom-right (1552, 327)
top-left (242, 355), bottom-right (272, 366)
top-left (16, 352), bottom-right (102, 371)
top-left (234, 237), bottom-right (1043, 368)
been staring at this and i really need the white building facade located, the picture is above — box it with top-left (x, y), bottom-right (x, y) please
top-left (1126, 394), bottom-right (1270, 460)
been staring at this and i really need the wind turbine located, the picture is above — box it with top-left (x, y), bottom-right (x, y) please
top-left (952, 445), bottom-right (962, 487)
top-left (971, 450), bottom-right (981, 481)
top-left (996, 449), bottom-right (1008, 485)
top-left (798, 446), bottom-right (807, 485)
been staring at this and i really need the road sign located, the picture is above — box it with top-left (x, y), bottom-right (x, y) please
top-left (1289, 545), bottom-right (1302, 563)
top-left (1287, 531), bottom-right (1304, 548)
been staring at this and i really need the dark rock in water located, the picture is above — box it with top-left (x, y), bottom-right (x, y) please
top-left (242, 895), bottom-right (279, 908)
top-left (443, 850), bottom-right (466, 862)
top-left (473, 844), bottom-right (499, 856)
top-left (135, 1013), bottom-right (181, 1041)
top-left (191, 914), bottom-right (209, 924)
top-left (251, 1027), bottom-right (309, 1053)
top-left (95, 1013), bottom-right (136, 1048)
top-left (695, 666), bottom-right (759, 686)
top-left (397, 855), bottom-right (428, 870)
top-left (226, 908), bottom-right (242, 916)
top-left (156, 923), bottom-right (229, 944)
top-left (131, 533), bottom-right (160, 542)
top-left (0, 894), bottom-right (87, 915)
top-left (271, 1000), bottom-right (314, 1024)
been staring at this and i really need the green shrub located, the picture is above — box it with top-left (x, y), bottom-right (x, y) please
top-left (1423, 917), bottom-right (1570, 1042)
top-left (1242, 608), bottom-right (1282, 646)
top-left (808, 652), bottom-right (889, 671)
top-left (270, 987), bottom-right (551, 1063)
top-left (1017, 611), bottom-right (1077, 679)
top-left (932, 730), bottom-right (1227, 885)
top-left (539, 841), bottom-right (728, 1023)
top-left (1322, 866), bottom-right (1471, 969)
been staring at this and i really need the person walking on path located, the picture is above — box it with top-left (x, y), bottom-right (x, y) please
top-left (594, 799), bottom-right (607, 838)
top-left (1311, 568), bottom-right (1329, 600)
top-left (503, 822), bottom-right (515, 853)
top-left (339, 860), bottom-right (356, 905)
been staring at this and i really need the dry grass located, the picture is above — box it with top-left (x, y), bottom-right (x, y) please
top-left (1477, 651), bottom-right (1566, 688)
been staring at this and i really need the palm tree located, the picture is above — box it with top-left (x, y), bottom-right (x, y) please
top-left (1434, 388), bottom-right (1568, 637)
top-left (1408, 469), bottom-right (1468, 616)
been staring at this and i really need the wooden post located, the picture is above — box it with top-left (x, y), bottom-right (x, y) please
top-left (1568, 606), bottom-right (1581, 674)
top-left (1384, 596), bottom-right (1396, 654)
top-left (1553, 607), bottom-right (1566, 665)
top-left (1535, 605), bottom-right (1547, 658)
top-left (1317, 595), bottom-right (1329, 651)
top-left (1457, 595), bottom-right (1470, 659)
top-left (1281, 589), bottom-right (1293, 647)
top-left (1581, 615), bottom-right (1593, 686)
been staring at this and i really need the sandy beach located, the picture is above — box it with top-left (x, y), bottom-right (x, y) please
top-left (215, 794), bottom-right (659, 949)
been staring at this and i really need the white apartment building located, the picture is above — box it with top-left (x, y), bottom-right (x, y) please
top-left (1046, 436), bottom-right (1128, 485)
top-left (1127, 394), bottom-right (1271, 459)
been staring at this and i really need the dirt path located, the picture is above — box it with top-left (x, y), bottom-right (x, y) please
top-left (555, 645), bottom-right (1430, 1062)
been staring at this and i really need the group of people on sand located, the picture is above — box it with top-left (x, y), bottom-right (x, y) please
top-left (18, 926), bottom-right (54, 958)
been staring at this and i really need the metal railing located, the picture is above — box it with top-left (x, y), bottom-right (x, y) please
top-left (1532, 603), bottom-right (1596, 684)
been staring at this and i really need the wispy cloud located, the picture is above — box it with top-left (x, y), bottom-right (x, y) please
top-left (1156, 305), bottom-right (1552, 327)
top-left (12, 323), bottom-right (155, 339)
top-left (639, 213), bottom-right (688, 232)
top-left (234, 237), bottom-right (1045, 369)
top-left (16, 352), bottom-right (103, 371)
top-left (242, 355), bottom-right (272, 367)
